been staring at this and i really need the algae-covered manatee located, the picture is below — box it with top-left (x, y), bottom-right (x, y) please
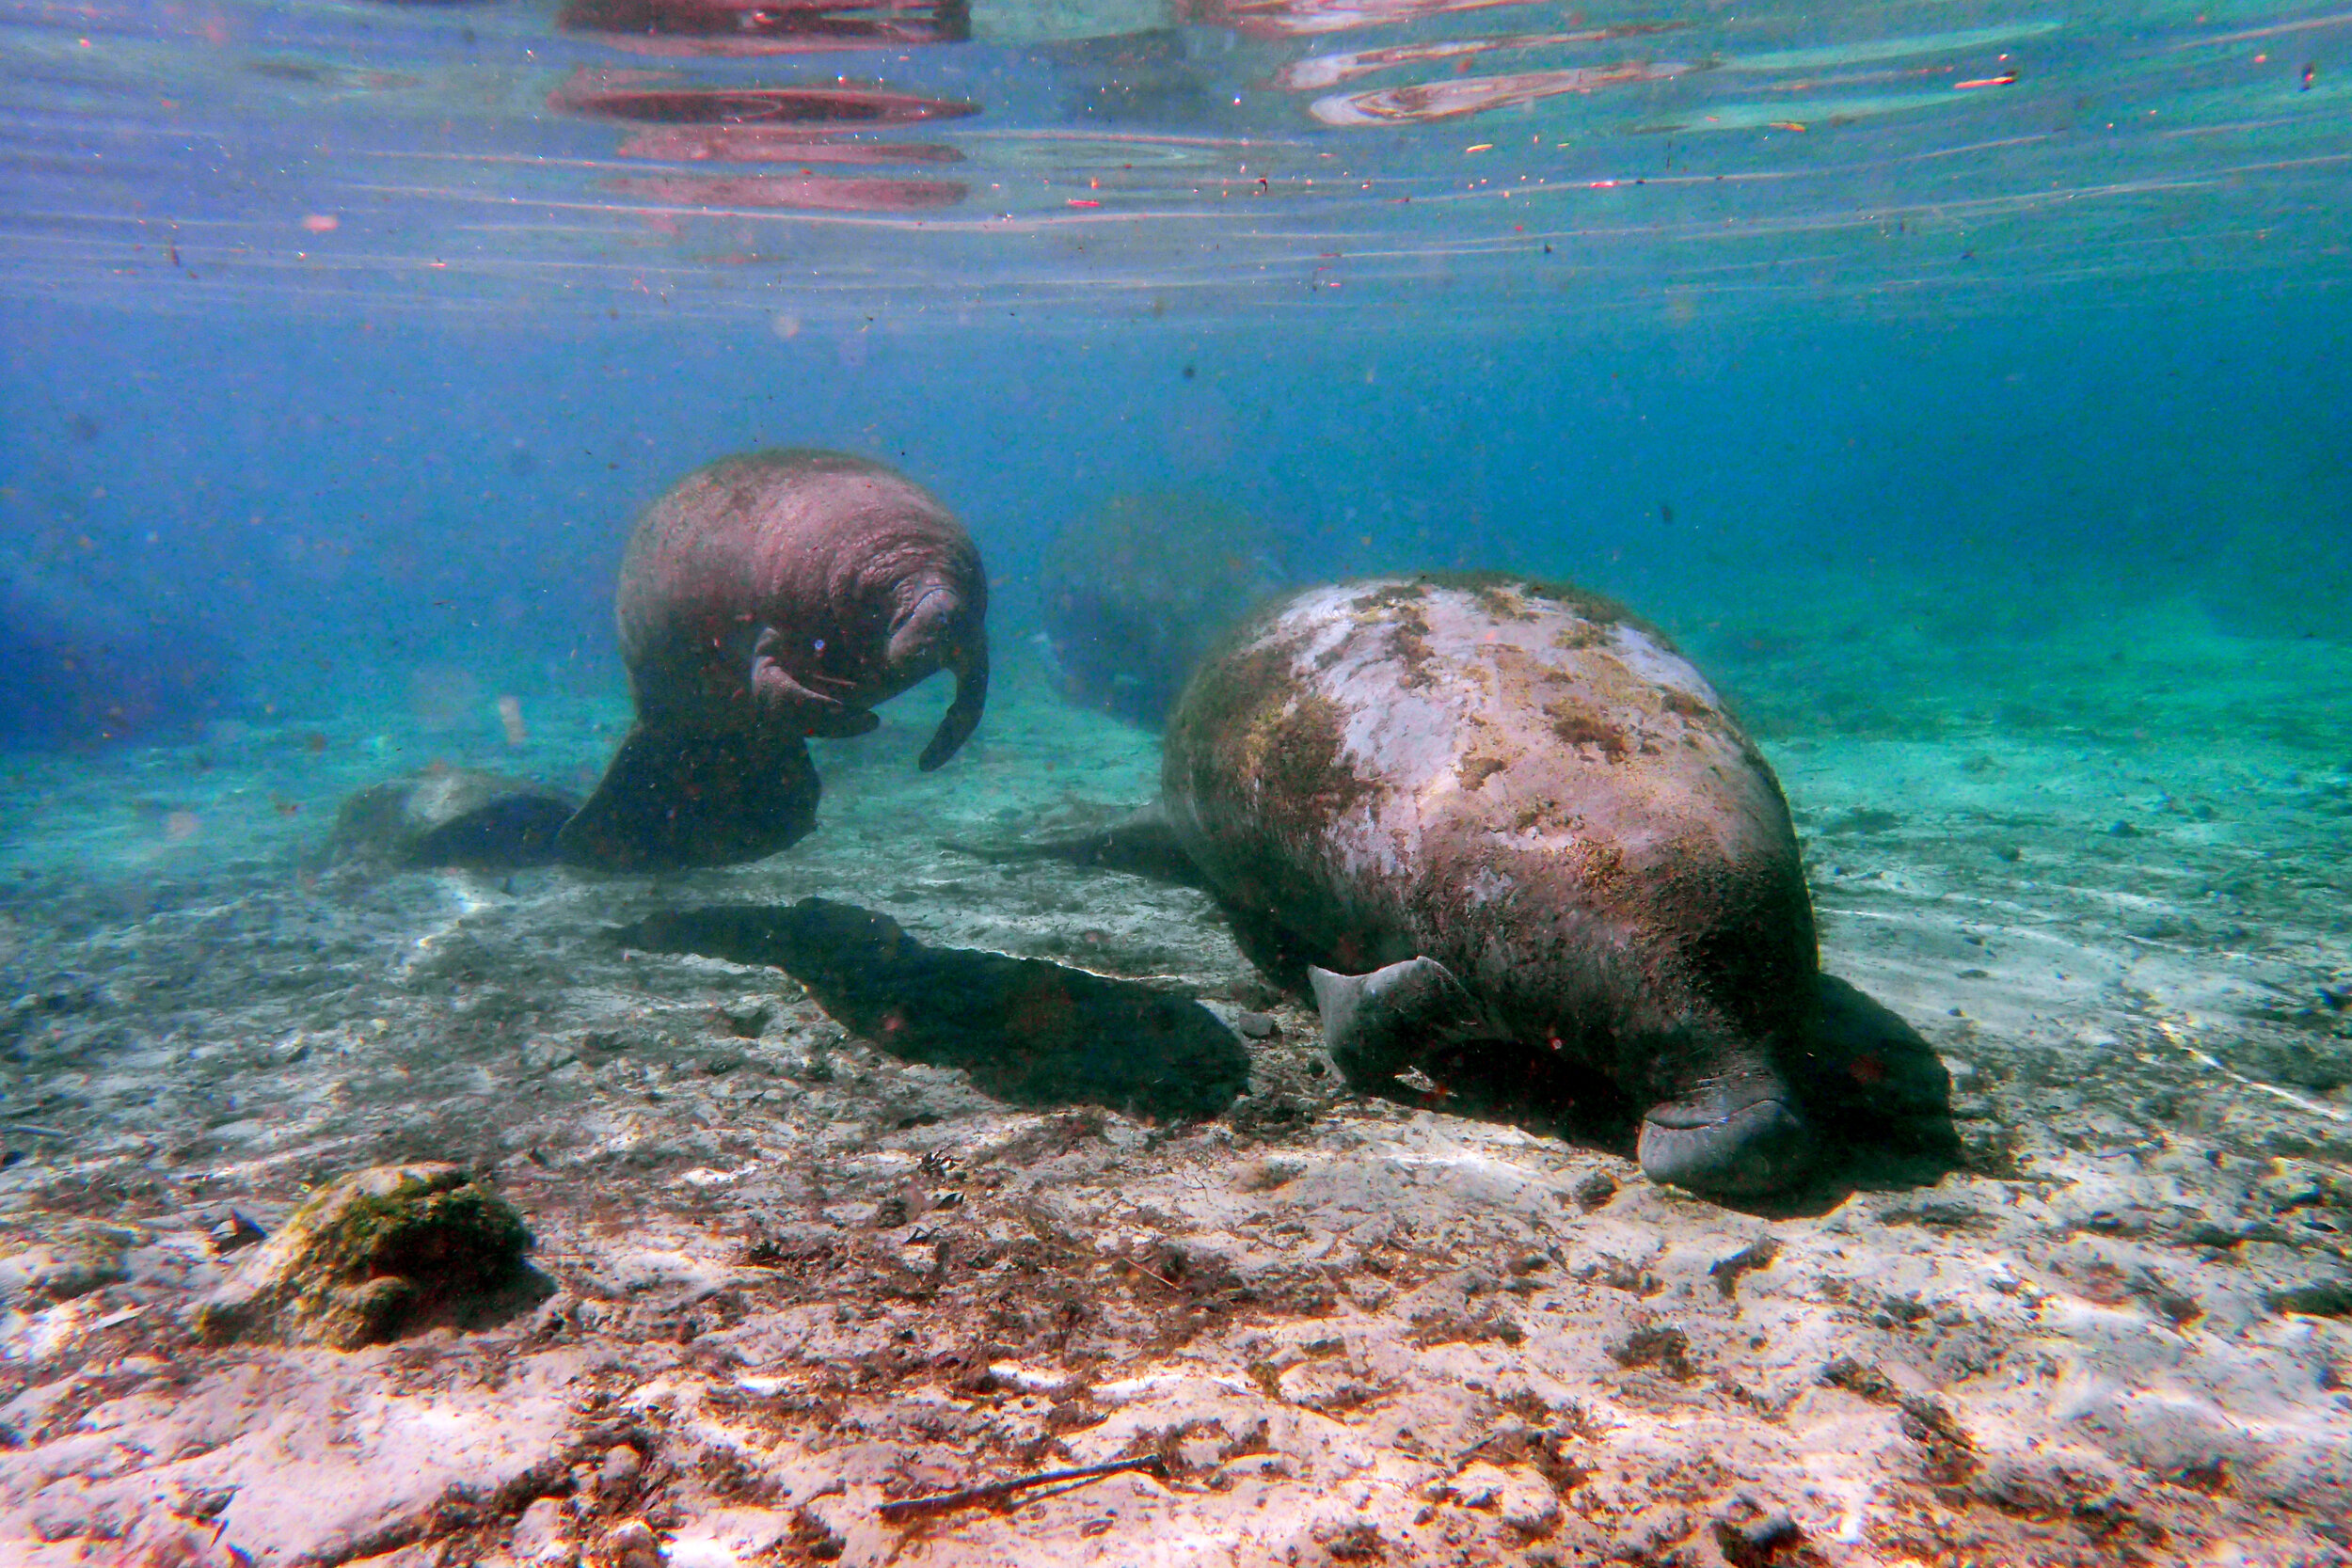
top-left (1162, 574), bottom-right (1825, 1196)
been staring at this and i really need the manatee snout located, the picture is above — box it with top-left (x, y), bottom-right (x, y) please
top-left (887, 583), bottom-right (965, 672)
top-left (1635, 1072), bottom-right (1814, 1196)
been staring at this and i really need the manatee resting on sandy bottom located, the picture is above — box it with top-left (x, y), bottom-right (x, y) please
top-left (558, 450), bottom-right (988, 872)
top-left (1162, 574), bottom-right (1843, 1196)
top-left (330, 769), bottom-right (580, 869)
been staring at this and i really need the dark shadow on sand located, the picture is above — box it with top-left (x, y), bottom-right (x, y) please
top-left (613, 897), bottom-right (1249, 1122)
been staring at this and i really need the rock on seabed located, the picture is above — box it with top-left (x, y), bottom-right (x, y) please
top-left (194, 1163), bottom-right (532, 1349)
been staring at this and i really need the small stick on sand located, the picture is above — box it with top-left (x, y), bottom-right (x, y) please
top-left (878, 1455), bottom-right (1168, 1523)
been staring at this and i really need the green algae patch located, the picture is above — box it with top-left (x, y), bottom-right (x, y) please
top-left (1171, 639), bottom-right (1373, 843)
top-left (1355, 571), bottom-right (1655, 641)
top-left (195, 1164), bottom-right (533, 1350)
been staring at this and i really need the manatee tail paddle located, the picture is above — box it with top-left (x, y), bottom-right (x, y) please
top-left (556, 725), bottom-right (821, 872)
top-left (1309, 957), bottom-right (1491, 1085)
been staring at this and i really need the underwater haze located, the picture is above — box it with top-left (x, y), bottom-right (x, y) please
top-left (3, 0), bottom-right (2352, 1563)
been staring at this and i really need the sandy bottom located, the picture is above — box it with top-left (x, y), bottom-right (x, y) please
top-left (2, 602), bottom-right (2350, 1568)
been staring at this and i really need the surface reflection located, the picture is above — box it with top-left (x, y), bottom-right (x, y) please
top-left (548, 73), bottom-right (981, 126)
top-left (1187, 0), bottom-right (1541, 40)
top-left (1271, 24), bottom-right (1689, 93)
top-left (1308, 61), bottom-right (1693, 126)
top-left (601, 170), bottom-right (969, 208)
top-left (558, 0), bottom-right (972, 55)
top-left (613, 127), bottom-right (965, 163)
top-left (0, 0), bottom-right (2340, 318)
top-left (553, 71), bottom-right (980, 211)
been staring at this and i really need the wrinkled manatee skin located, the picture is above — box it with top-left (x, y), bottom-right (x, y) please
top-left (559, 450), bottom-right (988, 872)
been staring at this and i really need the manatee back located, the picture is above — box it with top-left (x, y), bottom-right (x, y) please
top-left (1163, 574), bottom-right (1814, 1049)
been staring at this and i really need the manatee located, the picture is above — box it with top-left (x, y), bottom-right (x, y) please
top-left (557, 450), bottom-right (988, 872)
top-left (1160, 574), bottom-right (1821, 1196)
top-left (1039, 491), bottom-right (1283, 728)
top-left (329, 769), bottom-right (580, 870)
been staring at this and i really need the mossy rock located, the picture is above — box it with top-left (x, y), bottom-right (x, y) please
top-left (195, 1164), bottom-right (533, 1349)
top-left (330, 769), bottom-right (580, 870)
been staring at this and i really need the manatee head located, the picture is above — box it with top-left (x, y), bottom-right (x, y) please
top-left (1632, 1034), bottom-right (1814, 1196)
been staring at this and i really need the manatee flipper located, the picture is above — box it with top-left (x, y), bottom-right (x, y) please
top-left (947, 800), bottom-right (1204, 886)
top-left (804, 709), bottom-right (882, 740)
top-left (751, 626), bottom-right (877, 738)
top-left (1635, 1053), bottom-right (1813, 1197)
top-left (918, 634), bottom-right (988, 772)
top-left (556, 724), bottom-right (820, 872)
top-left (1787, 974), bottom-right (1960, 1160)
top-left (1310, 957), bottom-right (1490, 1086)
top-left (329, 770), bottom-right (580, 872)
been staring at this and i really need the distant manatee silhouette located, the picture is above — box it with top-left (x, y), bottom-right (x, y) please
top-left (0, 553), bottom-right (230, 748)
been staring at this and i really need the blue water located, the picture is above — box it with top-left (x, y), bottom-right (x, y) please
top-left (0, 0), bottom-right (2348, 750)
top-left (4, 293), bottom-right (2349, 748)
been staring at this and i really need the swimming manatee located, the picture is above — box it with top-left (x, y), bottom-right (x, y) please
top-left (558, 450), bottom-right (988, 871)
top-left (1160, 574), bottom-right (1820, 1196)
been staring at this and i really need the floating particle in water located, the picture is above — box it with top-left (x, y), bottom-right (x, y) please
top-left (498, 695), bottom-right (528, 748)
top-left (164, 811), bottom-right (199, 842)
